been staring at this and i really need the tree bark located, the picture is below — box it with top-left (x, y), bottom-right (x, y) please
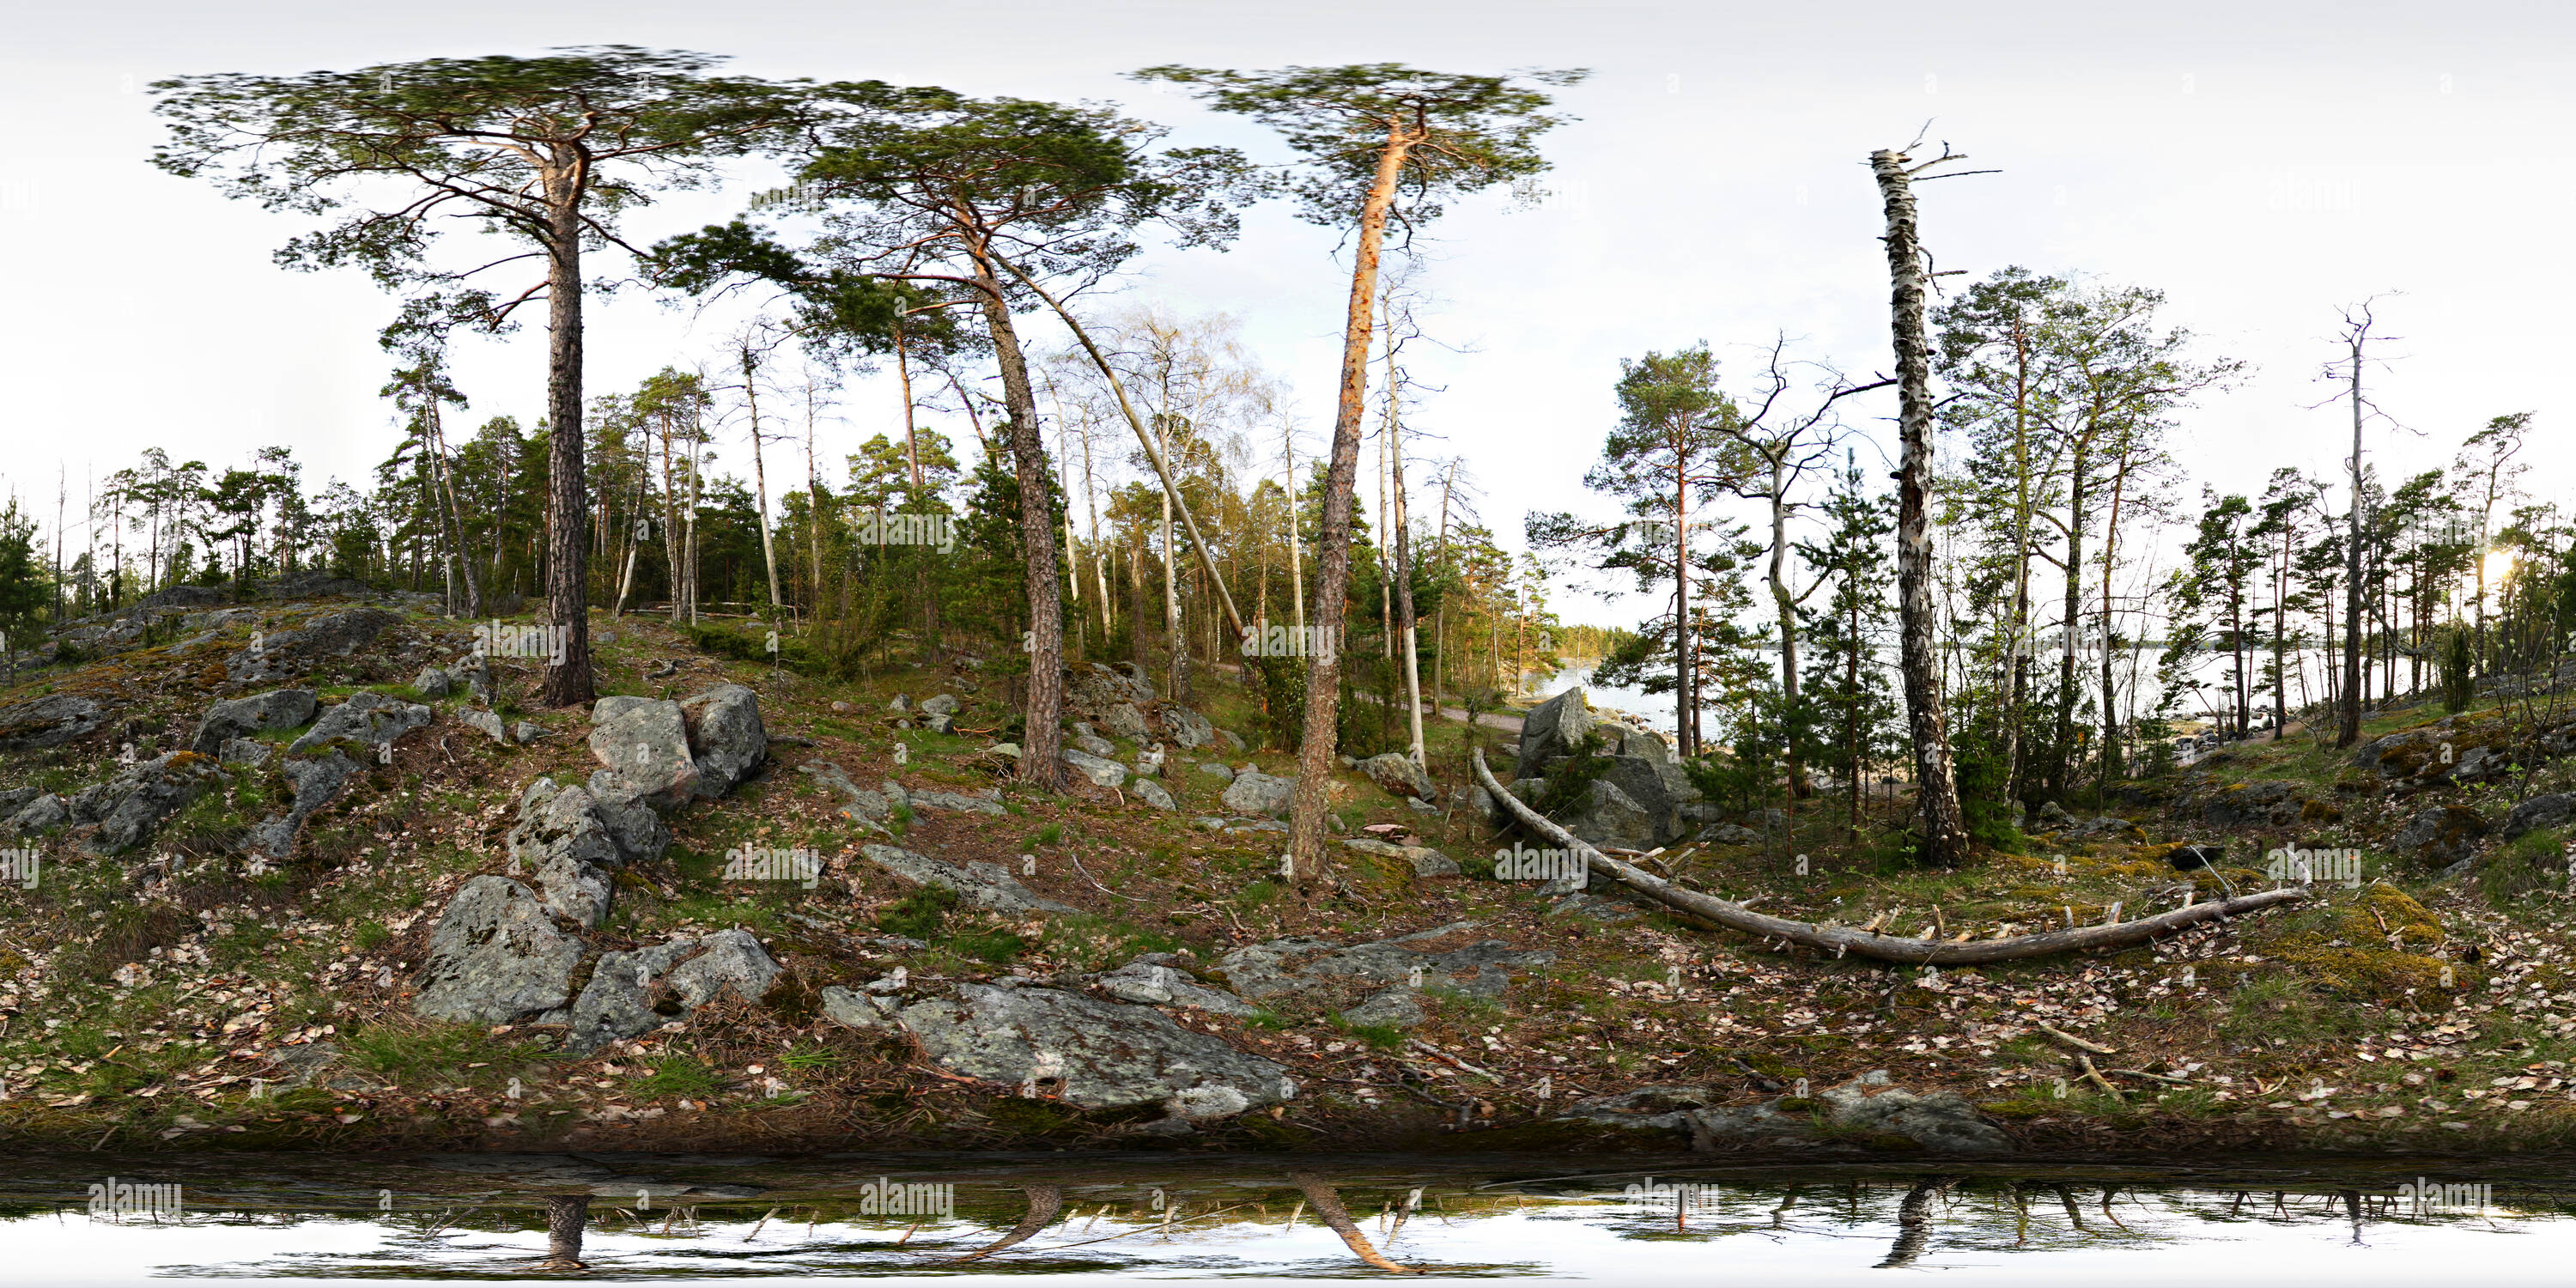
top-left (1286, 124), bottom-right (1414, 883)
top-left (538, 163), bottom-right (594, 708)
top-left (969, 250), bottom-right (1065, 790)
top-left (743, 343), bottom-right (784, 611)
top-left (1872, 149), bottom-right (1971, 865)
top-left (542, 1194), bottom-right (590, 1269)
top-left (2339, 336), bottom-right (2364, 747)
top-left (1391, 393), bottom-right (1425, 765)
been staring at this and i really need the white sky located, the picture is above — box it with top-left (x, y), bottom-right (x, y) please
top-left (3, 0), bottom-right (2569, 628)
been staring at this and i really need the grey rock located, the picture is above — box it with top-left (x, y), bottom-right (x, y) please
top-left (820, 985), bottom-right (900, 1032)
top-left (1361, 751), bottom-right (1436, 800)
top-left (2200, 779), bottom-right (2317, 829)
top-left (1215, 923), bottom-right (1552, 1002)
top-left (507, 780), bottom-right (623, 927)
top-left (1563, 778), bottom-right (1659, 851)
top-left (244, 750), bottom-right (361, 855)
top-left (925, 712), bottom-right (955, 736)
top-left (1705, 823), bottom-right (1761, 845)
top-left (585, 782), bottom-right (672, 866)
top-left (1071, 662), bottom-right (1156, 711)
top-left (218, 738), bottom-right (272, 768)
top-left (224, 607), bottom-right (400, 685)
top-left (1338, 988), bottom-right (1425, 1029)
top-left (678, 684), bottom-right (766, 799)
top-left (1341, 836), bottom-right (1459, 877)
top-left (562, 938), bottom-right (700, 1054)
top-left (461, 708), bottom-right (511, 744)
top-left (1095, 958), bottom-right (1256, 1016)
top-left (510, 721), bottom-right (550, 744)
top-left (1220, 729), bottom-right (1248, 753)
top-left (795, 762), bottom-right (893, 831)
top-left (1549, 890), bottom-right (1645, 924)
top-left (1061, 748), bottom-right (1129, 788)
top-left (1452, 783), bottom-right (1506, 827)
top-left (82, 751), bottom-right (219, 855)
top-left (1133, 778), bottom-right (1178, 811)
top-left (1556, 1084), bottom-right (1722, 1133)
top-left (920, 694), bottom-right (960, 717)
top-left (2503, 793), bottom-right (2576, 841)
top-left (413, 665), bottom-right (458, 699)
top-left (588, 697), bottom-right (699, 809)
top-left (1805, 1075), bottom-right (2014, 1154)
top-left (0, 787), bottom-right (33, 817)
top-left (2391, 805), bottom-right (2491, 865)
top-left (1200, 762), bottom-right (1235, 781)
top-left (191, 688), bottom-right (318, 754)
top-left (1160, 705), bottom-right (1215, 750)
top-left (859, 843), bottom-right (1078, 914)
top-left (288, 690), bottom-right (430, 756)
top-left (897, 983), bottom-right (1293, 1116)
top-left (1072, 729), bottom-right (1115, 757)
top-left (1518, 686), bottom-right (1594, 767)
top-left (1100, 702), bottom-right (1151, 741)
top-left (4, 793), bottom-right (67, 834)
top-left (413, 876), bottom-right (585, 1025)
top-left (666, 928), bottom-right (781, 1008)
top-left (1221, 770), bottom-right (1297, 817)
top-left (888, 693), bottom-right (912, 713)
top-left (911, 787), bottom-right (1008, 816)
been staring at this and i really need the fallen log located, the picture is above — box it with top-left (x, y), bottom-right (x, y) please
top-left (1468, 749), bottom-right (2303, 964)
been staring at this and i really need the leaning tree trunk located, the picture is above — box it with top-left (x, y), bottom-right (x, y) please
top-left (970, 251), bottom-right (1066, 790)
top-left (542, 1194), bottom-right (591, 1269)
top-left (2338, 346), bottom-right (2364, 748)
top-left (1286, 128), bottom-right (1412, 883)
top-left (538, 173), bottom-right (594, 708)
top-left (1872, 148), bottom-right (1971, 866)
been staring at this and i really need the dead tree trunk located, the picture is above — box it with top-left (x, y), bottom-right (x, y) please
top-left (1871, 146), bottom-right (1971, 865)
top-left (542, 1195), bottom-right (591, 1269)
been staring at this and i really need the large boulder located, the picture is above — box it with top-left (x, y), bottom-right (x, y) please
top-left (2391, 805), bottom-right (2490, 866)
top-left (1070, 662), bottom-right (1156, 712)
top-left (1360, 752), bottom-right (1435, 800)
top-left (0, 694), bottom-right (105, 752)
top-left (1221, 770), bottom-right (1297, 818)
top-left (1518, 687), bottom-right (1595, 769)
top-left (859, 843), bottom-right (1078, 914)
top-left (1099, 702), bottom-right (1151, 741)
top-left (588, 697), bottom-right (700, 809)
top-left (226, 607), bottom-right (399, 685)
top-left (897, 983), bottom-right (1294, 1119)
top-left (413, 876), bottom-right (586, 1025)
top-left (508, 779), bottom-right (623, 927)
top-left (287, 690), bottom-right (429, 756)
top-left (2502, 793), bottom-right (2576, 841)
top-left (189, 689), bottom-right (318, 754)
top-left (1160, 705), bottom-right (1216, 750)
top-left (4, 793), bottom-right (67, 835)
top-left (561, 930), bottom-right (781, 1054)
top-left (1562, 778), bottom-right (1661, 851)
top-left (677, 684), bottom-right (766, 799)
top-left (1060, 749), bottom-right (1129, 788)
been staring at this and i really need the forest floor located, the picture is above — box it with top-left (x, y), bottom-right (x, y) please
top-left (2, 584), bottom-right (2573, 1162)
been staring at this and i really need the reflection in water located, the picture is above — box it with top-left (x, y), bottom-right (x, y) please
top-left (3, 1155), bottom-right (2574, 1284)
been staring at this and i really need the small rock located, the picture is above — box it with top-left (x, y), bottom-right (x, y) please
top-left (462, 708), bottom-right (511, 744)
top-left (921, 694), bottom-right (960, 717)
top-left (1360, 751), bottom-right (1435, 800)
top-left (1061, 749), bottom-right (1129, 788)
top-left (1133, 779), bottom-right (1177, 811)
top-left (1221, 770), bottom-right (1297, 817)
top-left (1199, 762), bottom-right (1235, 781)
top-left (511, 721), bottom-right (550, 744)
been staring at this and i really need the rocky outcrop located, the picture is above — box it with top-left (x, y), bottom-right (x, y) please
top-left (243, 750), bottom-right (361, 856)
top-left (1092, 955), bottom-right (1256, 1016)
top-left (509, 779), bottom-right (624, 927)
top-left (2502, 793), bottom-right (2576, 841)
top-left (588, 696), bottom-right (699, 809)
top-left (1159, 705), bottom-right (1215, 750)
top-left (2391, 805), bottom-right (2491, 866)
top-left (225, 607), bottom-right (399, 685)
top-left (412, 876), bottom-right (586, 1025)
top-left (73, 750), bottom-right (221, 855)
top-left (2199, 779), bottom-right (2329, 829)
top-left (287, 690), bottom-right (430, 756)
top-left (1099, 702), bottom-right (1150, 741)
top-left (561, 930), bottom-right (780, 1054)
top-left (1221, 769), bottom-right (1297, 817)
top-left (1215, 923), bottom-right (1552, 1012)
top-left (859, 843), bottom-right (1078, 914)
top-left (0, 694), bottom-right (106, 752)
top-left (4, 793), bottom-right (67, 834)
top-left (677, 684), bottom-right (766, 798)
top-left (1070, 662), bottom-right (1156, 713)
top-left (188, 688), bottom-right (317, 754)
top-left (897, 982), bottom-right (1294, 1121)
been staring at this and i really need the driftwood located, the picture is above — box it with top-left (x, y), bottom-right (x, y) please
top-left (1468, 749), bottom-right (2303, 964)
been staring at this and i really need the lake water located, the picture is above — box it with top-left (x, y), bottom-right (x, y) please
top-left (1532, 645), bottom-right (2358, 738)
top-left (9, 1152), bottom-right (2573, 1285)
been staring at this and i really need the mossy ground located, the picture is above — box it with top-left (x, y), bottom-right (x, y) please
top-left (3, 594), bottom-right (2574, 1157)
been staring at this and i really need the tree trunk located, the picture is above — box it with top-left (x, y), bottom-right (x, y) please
top-left (2052, 442), bottom-right (2087, 796)
top-left (1871, 148), bottom-right (1971, 866)
top-left (1391, 403), bottom-right (1425, 765)
top-left (744, 344), bottom-right (783, 611)
top-left (969, 252), bottom-right (1065, 790)
top-left (1675, 454), bottom-right (1696, 756)
top-left (2338, 342), bottom-right (2364, 747)
top-left (1287, 125), bottom-right (1413, 883)
top-left (543, 1194), bottom-right (590, 1269)
top-left (538, 172), bottom-right (594, 708)
top-left (1765, 461), bottom-right (1805, 788)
